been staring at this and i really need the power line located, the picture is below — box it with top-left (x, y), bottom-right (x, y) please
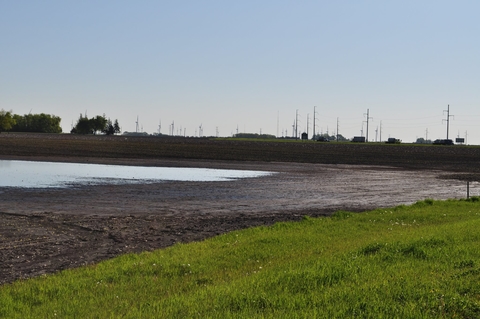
top-left (336, 117), bottom-right (339, 141)
top-left (379, 121), bottom-right (382, 142)
top-left (364, 109), bottom-right (373, 142)
top-left (443, 104), bottom-right (454, 140)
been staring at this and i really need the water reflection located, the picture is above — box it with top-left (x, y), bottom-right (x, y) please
top-left (0, 160), bottom-right (272, 188)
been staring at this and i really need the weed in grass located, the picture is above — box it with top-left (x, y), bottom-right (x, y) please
top-left (359, 242), bottom-right (383, 256)
top-left (454, 260), bottom-right (476, 269)
top-left (331, 210), bottom-right (352, 220)
top-left (301, 215), bottom-right (313, 222)
top-left (466, 196), bottom-right (480, 202)
top-left (414, 198), bottom-right (435, 206)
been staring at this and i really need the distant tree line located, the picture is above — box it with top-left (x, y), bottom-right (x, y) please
top-left (313, 133), bottom-right (349, 142)
top-left (70, 114), bottom-right (120, 135)
top-left (123, 132), bottom-right (150, 136)
top-left (233, 133), bottom-right (276, 139)
top-left (0, 109), bottom-right (62, 133)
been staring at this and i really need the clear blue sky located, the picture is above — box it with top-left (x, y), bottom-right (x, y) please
top-left (2, 1), bottom-right (480, 143)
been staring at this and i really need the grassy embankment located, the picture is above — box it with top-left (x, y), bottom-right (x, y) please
top-left (1, 199), bottom-right (480, 318)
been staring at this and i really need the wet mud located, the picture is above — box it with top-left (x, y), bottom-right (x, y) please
top-left (0, 159), bottom-right (474, 285)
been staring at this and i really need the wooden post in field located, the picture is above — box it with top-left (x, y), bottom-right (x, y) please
top-left (467, 181), bottom-right (470, 199)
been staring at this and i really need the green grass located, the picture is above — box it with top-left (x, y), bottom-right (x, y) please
top-left (2, 199), bottom-right (480, 318)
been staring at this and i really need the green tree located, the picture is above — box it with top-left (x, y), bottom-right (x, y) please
top-left (1, 111), bottom-right (61, 133)
top-left (91, 115), bottom-right (108, 134)
top-left (313, 133), bottom-right (348, 142)
top-left (114, 119), bottom-right (120, 134)
top-left (102, 119), bottom-right (121, 135)
top-left (0, 110), bottom-right (15, 132)
top-left (71, 114), bottom-right (120, 135)
top-left (71, 115), bottom-right (93, 134)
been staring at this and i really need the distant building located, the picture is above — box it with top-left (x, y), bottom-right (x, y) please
top-left (386, 138), bottom-right (401, 144)
top-left (352, 136), bottom-right (366, 143)
top-left (433, 139), bottom-right (454, 145)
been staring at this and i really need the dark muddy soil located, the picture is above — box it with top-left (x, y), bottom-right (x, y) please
top-left (0, 157), bottom-right (474, 285)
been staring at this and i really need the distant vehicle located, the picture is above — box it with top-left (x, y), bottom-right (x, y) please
top-left (433, 139), bottom-right (454, 145)
top-left (386, 138), bottom-right (401, 144)
top-left (352, 136), bottom-right (365, 143)
top-left (317, 136), bottom-right (330, 142)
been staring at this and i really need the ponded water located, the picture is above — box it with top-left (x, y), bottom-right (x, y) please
top-left (0, 160), bottom-right (272, 188)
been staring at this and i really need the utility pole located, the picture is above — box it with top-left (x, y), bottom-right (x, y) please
top-left (443, 104), bottom-right (454, 140)
top-left (136, 116), bottom-right (139, 133)
top-left (295, 109), bottom-right (299, 139)
top-left (336, 117), bottom-right (339, 142)
top-left (379, 121), bottom-right (382, 142)
top-left (313, 106), bottom-right (317, 139)
top-left (277, 111), bottom-right (279, 138)
top-left (375, 126), bottom-right (378, 142)
top-left (364, 109), bottom-right (373, 142)
top-left (426, 128), bottom-right (428, 141)
top-left (465, 131), bottom-right (468, 144)
top-left (306, 113), bottom-right (310, 139)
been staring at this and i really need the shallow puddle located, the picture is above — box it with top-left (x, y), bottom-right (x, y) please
top-left (0, 160), bottom-right (272, 188)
